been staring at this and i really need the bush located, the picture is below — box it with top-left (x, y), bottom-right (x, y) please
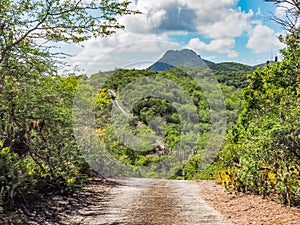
top-left (218, 34), bottom-right (300, 206)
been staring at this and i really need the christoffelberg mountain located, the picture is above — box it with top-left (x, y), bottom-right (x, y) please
top-left (147, 49), bottom-right (257, 72)
top-left (147, 49), bottom-right (214, 71)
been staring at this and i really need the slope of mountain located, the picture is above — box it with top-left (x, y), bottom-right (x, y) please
top-left (146, 49), bottom-right (256, 89)
top-left (147, 49), bottom-right (215, 71)
top-left (210, 62), bottom-right (254, 72)
top-left (147, 49), bottom-right (258, 74)
top-left (253, 61), bottom-right (275, 70)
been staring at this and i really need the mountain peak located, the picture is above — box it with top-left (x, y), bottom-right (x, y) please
top-left (165, 49), bottom-right (201, 58)
top-left (147, 49), bottom-right (213, 71)
top-left (178, 48), bottom-right (198, 55)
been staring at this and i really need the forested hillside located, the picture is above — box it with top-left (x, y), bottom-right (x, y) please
top-left (73, 66), bottom-right (246, 179)
top-left (0, 53), bottom-right (249, 211)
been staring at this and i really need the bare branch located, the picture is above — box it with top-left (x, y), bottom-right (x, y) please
top-left (265, 0), bottom-right (300, 34)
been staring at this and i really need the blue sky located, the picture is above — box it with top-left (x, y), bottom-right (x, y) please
top-left (69, 0), bottom-right (286, 74)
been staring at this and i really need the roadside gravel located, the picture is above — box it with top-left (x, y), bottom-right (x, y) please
top-left (198, 180), bottom-right (300, 225)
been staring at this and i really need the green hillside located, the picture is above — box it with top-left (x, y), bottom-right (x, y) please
top-left (210, 62), bottom-right (254, 72)
top-left (81, 66), bottom-right (244, 179)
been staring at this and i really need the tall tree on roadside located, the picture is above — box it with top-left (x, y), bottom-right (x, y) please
top-left (0, 0), bottom-right (138, 210)
top-left (0, 0), bottom-right (138, 150)
top-left (0, 0), bottom-right (138, 154)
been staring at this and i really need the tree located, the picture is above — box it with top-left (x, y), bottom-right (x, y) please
top-left (0, 0), bottom-right (138, 91)
top-left (0, 0), bottom-right (138, 150)
top-left (0, 0), bottom-right (138, 210)
top-left (0, 0), bottom-right (138, 148)
top-left (265, 0), bottom-right (300, 34)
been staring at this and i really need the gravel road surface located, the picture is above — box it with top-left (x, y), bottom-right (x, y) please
top-left (70, 178), bottom-right (231, 225)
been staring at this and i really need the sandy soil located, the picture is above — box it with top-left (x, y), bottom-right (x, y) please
top-left (197, 180), bottom-right (300, 225)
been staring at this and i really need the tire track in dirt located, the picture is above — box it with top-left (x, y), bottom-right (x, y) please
top-left (127, 179), bottom-right (230, 225)
top-left (127, 180), bottom-right (182, 224)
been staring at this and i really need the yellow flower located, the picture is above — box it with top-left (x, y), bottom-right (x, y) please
top-left (268, 171), bottom-right (276, 183)
top-left (67, 178), bottom-right (75, 184)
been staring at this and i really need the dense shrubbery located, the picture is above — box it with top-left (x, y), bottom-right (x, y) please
top-left (218, 32), bottom-right (300, 206)
top-left (0, 76), bottom-right (91, 211)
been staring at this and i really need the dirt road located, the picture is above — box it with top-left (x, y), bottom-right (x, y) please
top-left (67, 178), bottom-right (230, 225)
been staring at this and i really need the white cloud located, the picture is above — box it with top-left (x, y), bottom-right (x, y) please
top-left (186, 38), bottom-right (238, 58)
top-left (275, 1), bottom-right (291, 17)
top-left (71, 31), bottom-right (179, 74)
top-left (69, 0), bottom-right (284, 73)
top-left (228, 51), bottom-right (239, 58)
top-left (120, 0), bottom-right (253, 39)
top-left (256, 8), bottom-right (262, 16)
top-left (119, 0), bottom-right (199, 33)
top-left (193, 7), bottom-right (253, 39)
top-left (246, 23), bottom-right (285, 53)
